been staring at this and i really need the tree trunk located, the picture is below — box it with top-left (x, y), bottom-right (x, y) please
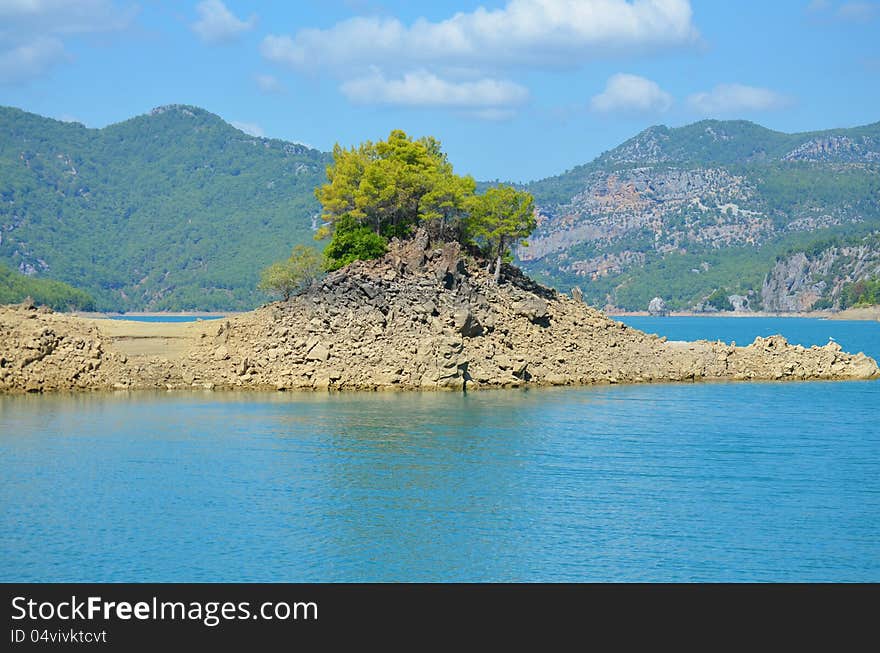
top-left (492, 238), bottom-right (502, 284)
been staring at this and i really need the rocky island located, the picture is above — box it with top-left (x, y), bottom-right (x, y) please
top-left (1, 232), bottom-right (878, 394)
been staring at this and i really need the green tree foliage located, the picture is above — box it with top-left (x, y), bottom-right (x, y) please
top-left (840, 277), bottom-right (880, 308)
top-left (320, 221), bottom-right (388, 271)
top-left (315, 130), bottom-right (488, 271)
top-left (0, 263), bottom-right (95, 310)
top-left (466, 185), bottom-right (536, 283)
top-left (706, 288), bottom-right (734, 311)
top-left (258, 245), bottom-right (322, 300)
top-left (419, 171), bottom-right (477, 243)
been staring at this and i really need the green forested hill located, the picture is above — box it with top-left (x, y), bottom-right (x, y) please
top-left (0, 262), bottom-right (94, 310)
top-left (1, 105), bottom-right (329, 311)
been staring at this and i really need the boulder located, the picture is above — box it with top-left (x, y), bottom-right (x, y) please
top-left (306, 343), bottom-right (330, 362)
top-left (453, 308), bottom-right (483, 337)
top-left (729, 294), bottom-right (751, 312)
top-left (213, 345), bottom-right (230, 361)
top-left (648, 297), bottom-right (668, 316)
top-left (514, 298), bottom-right (548, 323)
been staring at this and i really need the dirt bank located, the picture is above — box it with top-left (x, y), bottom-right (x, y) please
top-left (826, 306), bottom-right (880, 321)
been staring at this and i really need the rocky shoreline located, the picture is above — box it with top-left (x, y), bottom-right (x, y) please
top-left (2, 234), bottom-right (878, 394)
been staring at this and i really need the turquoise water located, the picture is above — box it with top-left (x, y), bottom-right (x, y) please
top-left (1, 318), bottom-right (878, 582)
top-left (108, 315), bottom-right (225, 322)
top-left (618, 315), bottom-right (879, 356)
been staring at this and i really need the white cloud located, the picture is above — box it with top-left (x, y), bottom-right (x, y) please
top-left (0, 36), bottom-right (67, 84)
top-left (261, 1), bottom-right (697, 116)
top-left (0, 0), bottom-right (135, 84)
top-left (191, 0), bottom-right (255, 44)
top-left (340, 70), bottom-right (529, 108)
top-left (230, 121), bottom-right (265, 137)
top-left (254, 73), bottom-right (283, 94)
top-left (261, 0), bottom-right (699, 72)
top-left (0, 0), bottom-right (136, 35)
top-left (687, 83), bottom-right (791, 115)
top-left (590, 73), bottom-right (673, 113)
top-left (836, 1), bottom-right (878, 20)
top-left (805, 0), bottom-right (878, 21)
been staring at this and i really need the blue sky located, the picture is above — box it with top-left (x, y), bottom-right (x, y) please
top-left (0, 0), bottom-right (878, 181)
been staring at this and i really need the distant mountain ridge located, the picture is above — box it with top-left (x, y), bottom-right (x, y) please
top-left (1, 105), bottom-right (878, 312)
top-left (527, 120), bottom-right (880, 205)
top-left (601, 119), bottom-right (880, 164)
top-left (0, 104), bottom-right (329, 310)
top-left (520, 119), bottom-right (880, 310)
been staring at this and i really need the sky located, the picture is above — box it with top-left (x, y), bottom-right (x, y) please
top-left (0, 0), bottom-right (878, 182)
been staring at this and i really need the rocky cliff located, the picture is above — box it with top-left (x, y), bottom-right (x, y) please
top-left (762, 233), bottom-right (880, 311)
top-left (2, 235), bottom-right (878, 394)
top-left (521, 166), bottom-right (769, 264)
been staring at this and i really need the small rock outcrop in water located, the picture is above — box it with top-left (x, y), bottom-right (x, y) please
top-left (1, 234), bottom-right (878, 393)
top-left (648, 297), bottom-right (668, 316)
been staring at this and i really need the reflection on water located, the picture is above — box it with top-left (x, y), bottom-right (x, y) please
top-left (0, 318), bottom-right (878, 582)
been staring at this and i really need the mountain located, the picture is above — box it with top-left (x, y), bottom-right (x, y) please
top-left (519, 119), bottom-right (880, 311)
top-left (0, 105), bottom-right (329, 311)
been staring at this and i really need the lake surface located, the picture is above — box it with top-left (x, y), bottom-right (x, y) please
top-left (1, 317), bottom-right (878, 582)
top-left (618, 315), bottom-right (879, 356)
top-left (108, 315), bottom-right (225, 322)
